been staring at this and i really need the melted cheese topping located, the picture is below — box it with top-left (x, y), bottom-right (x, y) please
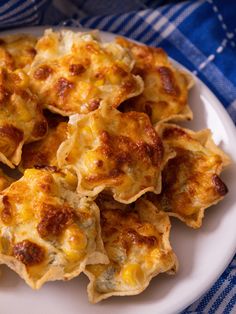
top-left (0, 67), bottom-right (47, 168)
top-left (0, 34), bottom-right (37, 70)
top-left (116, 37), bottom-right (193, 124)
top-left (57, 103), bottom-right (169, 203)
top-left (85, 196), bottom-right (177, 303)
top-left (0, 167), bottom-right (107, 289)
top-left (150, 123), bottom-right (230, 228)
top-left (21, 121), bottom-right (67, 170)
top-left (28, 29), bottom-right (143, 116)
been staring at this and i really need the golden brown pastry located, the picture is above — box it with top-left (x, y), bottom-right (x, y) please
top-left (57, 103), bottom-right (173, 203)
top-left (85, 196), bottom-right (177, 303)
top-left (116, 37), bottom-right (193, 124)
top-left (28, 29), bottom-right (143, 116)
top-left (21, 111), bottom-right (68, 170)
top-left (149, 123), bottom-right (230, 228)
top-left (0, 167), bottom-right (108, 289)
top-left (0, 67), bottom-right (47, 168)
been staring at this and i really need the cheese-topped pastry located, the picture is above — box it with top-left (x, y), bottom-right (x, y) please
top-left (0, 67), bottom-right (47, 168)
top-left (0, 169), bottom-right (14, 191)
top-left (28, 29), bottom-right (143, 116)
top-left (0, 34), bottom-right (37, 70)
top-left (57, 103), bottom-right (172, 203)
top-left (0, 167), bottom-right (107, 289)
top-left (150, 123), bottom-right (230, 228)
top-left (85, 196), bottom-right (178, 303)
top-left (21, 112), bottom-right (68, 170)
top-left (116, 37), bottom-right (193, 124)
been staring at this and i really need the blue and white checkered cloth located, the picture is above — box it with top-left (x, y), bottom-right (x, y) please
top-left (0, 0), bottom-right (235, 313)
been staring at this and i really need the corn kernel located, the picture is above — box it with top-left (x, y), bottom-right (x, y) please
top-left (87, 264), bottom-right (106, 277)
top-left (19, 204), bottom-right (33, 222)
top-left (63, 247), bottom-right (85, 262)
top-left (121, 263), bottom-right (144, 286)
top-left (95, 79), bottom-right (104, 87)
top-left (24, 169), bottom-right (39, 179)
top-left (62, 225), bottom-right (87, 262)
top-left (81, 126), bottom-right (93, 138)
top-left (78, 81), bottom-right (90, 99)
top-left (108, 73), bottom-right (120, 84)
top-left (15, 100), bottom-right (32, 121)
top-left (83, 151), bottom-right (98, 171)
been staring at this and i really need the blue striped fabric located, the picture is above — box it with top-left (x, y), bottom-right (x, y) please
top-left (0, 0), bottom-right (50, 28)
top-left (0, 0), bottom-right (235, 313)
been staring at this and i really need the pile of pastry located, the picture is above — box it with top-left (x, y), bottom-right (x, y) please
top-left (0, 29), bottom-right (230, 303)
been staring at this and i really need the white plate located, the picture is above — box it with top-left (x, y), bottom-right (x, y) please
top-left (0, 26), bottom-right (236, 314)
